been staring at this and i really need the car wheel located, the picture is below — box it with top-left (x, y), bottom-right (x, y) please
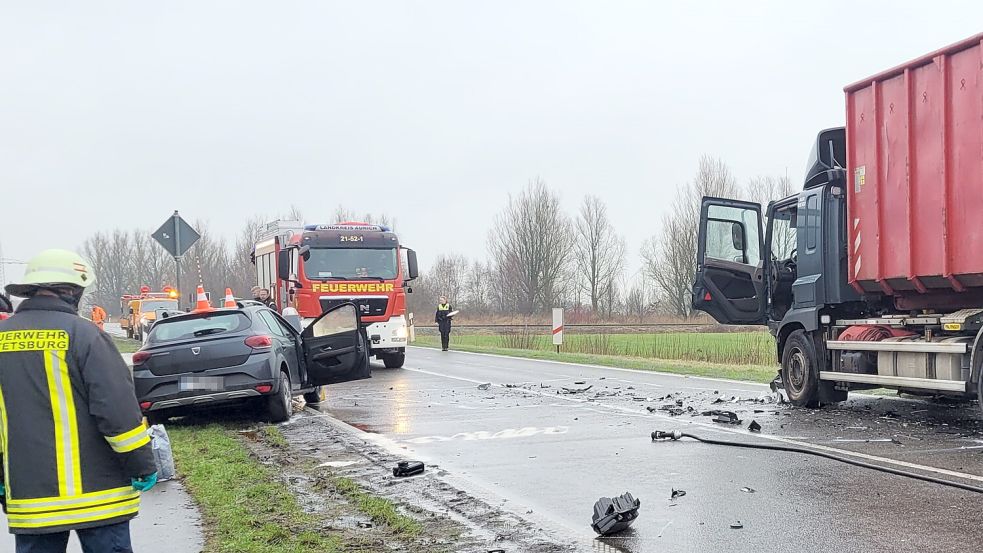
top-left (267, 370), bottom-right (292, 423)
top-left (303, 386), bottom-right (325, 405)
top-left (781, 330), bottom-right (820, 407)
top-left (383, 352), bottom-right (405, 369)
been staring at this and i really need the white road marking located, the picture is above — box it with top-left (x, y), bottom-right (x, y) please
top-left (409, 346), bottom-right (769, 389)
top-left (402, 365), bottom-right (983, 485)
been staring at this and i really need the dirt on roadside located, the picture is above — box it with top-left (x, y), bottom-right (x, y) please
top-left (239, 412), bottom-right (575, 553)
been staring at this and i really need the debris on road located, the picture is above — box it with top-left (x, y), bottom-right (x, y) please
top-left (574, 381), bottom-right (586, 385)
top-left (670, 488), bottom-right (686, 500)
top-left (560, 385), bottom-right (593, 394)
top-left (730, 521), bottom-right (744, 529)
top-left (748, 420), bottom-right (762, 433)
top-left (590, 492), bottom-right (641, 536)
top-left (740, 487), bottom-right (756, 494)
top-left (702, 410), bottom-right (741, 424)
top-left (477, 383), bottom-right (491, 390)
top-left (392, 461), bottom-right (425, 477)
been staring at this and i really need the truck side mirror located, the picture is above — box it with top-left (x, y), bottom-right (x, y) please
top-left (277, 250), bottom-right (291, 280)
top-left (0, 294), bottom-right (11, 313)
top-left (298, 245), bottom-right (311, 261)
top-left (406, 249), bottom-right (419, 281)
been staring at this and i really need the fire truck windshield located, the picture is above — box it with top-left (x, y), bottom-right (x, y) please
top-left (303, 248), bottom-right (398, 280)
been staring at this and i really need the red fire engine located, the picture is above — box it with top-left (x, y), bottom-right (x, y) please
top-left (253, 221), bottom-right (419, 368)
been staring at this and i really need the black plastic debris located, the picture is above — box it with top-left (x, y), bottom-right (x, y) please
top-left (560, 385), bottom-right (592, 394)
top-left (393, 461), bottom-right (425, 477)
top-left (670, 488), bottom-right (686, 500)
top-left (477, 383), bottom-right (491, 390)
top-left (708, 411), bottom-right (741, 424)
top-left (590, 492), bottom-right (641, 536)
top-left (748, 420), bottom-right (762, 432)
top-left (730, 521), bottom-right (744, 529)
top-left (740, 486), bottom-right (756, 494)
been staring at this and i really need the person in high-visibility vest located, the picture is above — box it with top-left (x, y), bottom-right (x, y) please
top-left (90, 304), bottom-right (107, 331)
top-left (0, 249), bottom-right (157, 552)
top-left (435, 296), bottom-right (453, 351)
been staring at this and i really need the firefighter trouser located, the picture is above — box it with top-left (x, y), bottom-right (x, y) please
top-left (15, 521), bottom-right (132, 553)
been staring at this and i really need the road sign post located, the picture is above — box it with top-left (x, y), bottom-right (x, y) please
top-left (152, 211), bottom-right (200, 310)
top-left (552, 308), bottom-right (563, 353)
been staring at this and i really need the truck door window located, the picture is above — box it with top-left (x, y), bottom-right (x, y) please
top-left (705, 205), bottom-right (761, 264)
top-left (806, 195), bottom-right (819, 251)
top-left (770, 207), bottom-right (797, 260)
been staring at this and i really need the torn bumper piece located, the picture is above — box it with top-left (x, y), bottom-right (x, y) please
top-left (590, 492), bottom-right (641, 536)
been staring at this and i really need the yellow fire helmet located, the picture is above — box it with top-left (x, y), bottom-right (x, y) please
top-left (5, 249), bottom-right (96, 297)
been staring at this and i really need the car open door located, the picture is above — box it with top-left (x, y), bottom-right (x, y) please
top-left (691, 196), bottom-right (767, 325)
top-left (301, 303), bottom-right (371, 386)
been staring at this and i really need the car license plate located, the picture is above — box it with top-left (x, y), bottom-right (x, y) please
top-left (180, 376), bottom-right (224, 391)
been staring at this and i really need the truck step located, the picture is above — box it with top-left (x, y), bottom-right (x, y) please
top-left (818, 371), bottom-right (968, 393)
top-left (826, 340), bottom-right (968, 354)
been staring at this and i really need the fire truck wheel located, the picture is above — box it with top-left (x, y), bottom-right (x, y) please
top-left (781, 330), bottom-right (820, 408)
top-left (383, 352), bottom-right (405, 369)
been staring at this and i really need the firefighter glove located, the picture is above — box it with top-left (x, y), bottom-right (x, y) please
top-left (131, 472), bottom-right (158, 492)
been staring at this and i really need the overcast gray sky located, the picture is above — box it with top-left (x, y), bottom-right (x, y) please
top-left (2, 1), bottom-right (981, 285)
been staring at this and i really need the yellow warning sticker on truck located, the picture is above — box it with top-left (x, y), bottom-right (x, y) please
top-left (854, 165), bottom-right (865, 193)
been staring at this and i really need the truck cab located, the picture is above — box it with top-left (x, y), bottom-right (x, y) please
top-left (254, 221), bottom-right (419, 369)
top-left (693, 127), bottom-right (983, 411)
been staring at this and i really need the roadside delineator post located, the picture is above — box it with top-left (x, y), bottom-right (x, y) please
top-left (552, 308), bottom-right (563, 353)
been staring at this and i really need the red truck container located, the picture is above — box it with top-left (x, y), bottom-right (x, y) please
top-left (845, 33), bottom-right (983, 307)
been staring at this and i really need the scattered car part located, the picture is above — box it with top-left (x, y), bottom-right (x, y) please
top-left (748, 420), bottom-right (762, 432)
top-left (477, 383), bottom-right (491, 390)
top-left (393, 461), bottom-right (425, 477)
top-left (650, 430), bottom-right (983, 494)
top-left (560, 385), bottom-right (592, 394)
top-left (730, 521), bottom-right (744, 529)
top-left (711, 411), bottom-right (741, 424)
top-left (590, 492), bottom-right (641, 536)
top-left (740, 487), bottom-right (756, 494)
top-left (670, 488), bottom-right (686, 500)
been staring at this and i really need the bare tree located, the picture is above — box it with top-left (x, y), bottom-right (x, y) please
top-left (488, 178), bottom-right (573, 314)
top-left (462, 260), bottom-right (491, 315)
top-left (573, 195), bottom-right (625, 316)
top-left (643, 156), bottom-right (741, 317)
top-left (427, 254), bottom-right (468, 306)
top-left (745, 174), bottom-right (796, 258)
top-left (229, 216), bottom-right (265, 296)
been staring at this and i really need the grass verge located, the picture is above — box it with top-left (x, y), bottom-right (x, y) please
top-left (414, 338), bottom-right (777, 384)
top-left (112, 336), bottom-right (142, 353)
top-left (169, 424), bottom-right (343, 553)
top-left (329, 477), bottom-right (422, 536)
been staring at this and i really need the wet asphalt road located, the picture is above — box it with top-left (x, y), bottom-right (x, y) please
top-left (318, 347), bottom-right (983, 552)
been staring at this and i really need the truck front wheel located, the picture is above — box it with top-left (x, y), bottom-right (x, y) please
top-left (781, 330), bottom-right (821, 407)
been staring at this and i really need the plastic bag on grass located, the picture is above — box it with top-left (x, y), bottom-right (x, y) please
top-left (150, 424), bottom-right (176, 481)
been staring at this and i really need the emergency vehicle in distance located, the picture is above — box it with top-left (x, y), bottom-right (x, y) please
top-left (253, 221), bottom-right (419, 368)
top-left (120, 286), bottom-right (180, 342)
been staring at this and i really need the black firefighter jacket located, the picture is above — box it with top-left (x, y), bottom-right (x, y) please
top-left (0, 295), bottom-right (156, 534)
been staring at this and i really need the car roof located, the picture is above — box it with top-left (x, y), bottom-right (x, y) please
top-left (152, 305), bottom-right (269, 325)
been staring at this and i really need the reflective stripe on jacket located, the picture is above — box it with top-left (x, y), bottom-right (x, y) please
top-left (0, 295), bottom-right (155, 534)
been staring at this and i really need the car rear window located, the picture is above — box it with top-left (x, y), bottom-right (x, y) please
top-left (148, 312), bottom-right (251, 343)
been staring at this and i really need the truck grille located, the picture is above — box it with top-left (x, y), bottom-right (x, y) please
top-left (320, 297), bottom-right (389, 317)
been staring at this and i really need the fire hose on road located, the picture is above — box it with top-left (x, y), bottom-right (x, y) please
top-left (651, 430), bottom-right (983, 495)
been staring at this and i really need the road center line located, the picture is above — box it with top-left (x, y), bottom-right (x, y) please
top-left (402, 365), bottom-right (983, 485)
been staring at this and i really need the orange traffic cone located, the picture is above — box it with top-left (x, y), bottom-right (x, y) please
top-left (193, 285), bottom-right (213, 312)
top-left (223, 288), bottom-right (236, 308)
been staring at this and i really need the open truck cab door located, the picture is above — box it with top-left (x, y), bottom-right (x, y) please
top-left (301, 303), bottom-right (371, 386)
top-left (692, 197), bottom-right (767, 325)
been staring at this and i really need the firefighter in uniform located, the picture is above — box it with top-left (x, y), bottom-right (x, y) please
top-left (435, 296), bottom-right (453, 351)
top-left (0, 249), bottom-right (157, 553)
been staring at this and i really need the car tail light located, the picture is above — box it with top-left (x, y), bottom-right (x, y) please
top-left (255, 384), bottom-right (273, 393)
top-left (139, 401), bottom-right (153, 411)
top-left (132, 351), bottom-right (151, 365)
top-left (244, 335), bottom-right (273, 349)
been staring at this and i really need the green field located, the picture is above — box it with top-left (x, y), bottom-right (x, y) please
top-left (418, 331), bottom-right (776, 366)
